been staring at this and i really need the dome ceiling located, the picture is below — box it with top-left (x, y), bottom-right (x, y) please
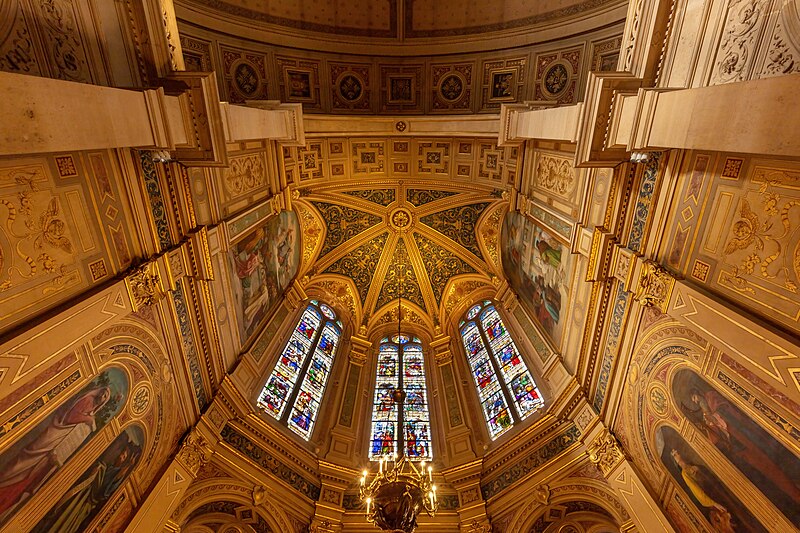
top-left (183, 0), bottom-right (617, 37)
top-left (177, 0), bottom-right (626, 54)
top-left (295, 183), bottom-right (505, 329)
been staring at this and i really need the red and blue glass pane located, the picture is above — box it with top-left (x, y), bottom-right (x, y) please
top-left (392, 334), bottom-right (410, 344)
top-left (373, 383), bottom-right (398, 419)
top-left (462, 323), bottom-right (486, 359)
top-left (370, 420), bottom-right (397, 457)
top-left (404, 421), bottom-right (431, 459)
top-left (509, 371), bottom-right (544, 417)
top-left (370, 344), bottom-right (400, 460)
top-left (461, 303), bottom-right (545, 438)
top-left (288, 389), bottom-right (320, 439)
top-left (258, 306), bottom-right (321, 419)
top-left (369, 341), bottom-right (431, 460)
top-left (319, 303), bottom-right (336, 320)
top-left (401, 344), bottom-right (431, 460)
top-left (481, 389), bottom-right (513, 438)
top-left (258, 371), bottom-right (293, 416)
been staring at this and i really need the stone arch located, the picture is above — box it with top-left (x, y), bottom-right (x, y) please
top-left (173, 478), bottom-right (294, 533)
top-left (505, 477), bottom-right (628, 533)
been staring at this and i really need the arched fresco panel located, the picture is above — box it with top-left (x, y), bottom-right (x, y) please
top-left (501, 212), bottom-right (573, 347)
top-left (228, 210), bottom-right (301, 343)
top-left (31, 424), bottom-right (145, 533)
top-left (656, 425), bottom-right (766, 533)
top-left (671, 368), bottom-right (800, 527)
top-left (0, 366), bottom-right (129, 526)
top-left (615, 318), bottom-right (800, 533)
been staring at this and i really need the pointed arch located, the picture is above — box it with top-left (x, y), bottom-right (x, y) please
top-left (256, 300), bottom-right (342, 440)
top-left (459, 300), bottom-right (544, 439)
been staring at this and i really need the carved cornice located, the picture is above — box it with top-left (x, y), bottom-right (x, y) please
top-left (586, 428), bottom-right (625, 476)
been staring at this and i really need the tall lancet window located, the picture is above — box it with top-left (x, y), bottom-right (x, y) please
top-left (369, 335), bottom-right (432, 461)
top-left (460, 301), bottom-right (544, 439)
top-left (257, 300), bottom-right (341, 440)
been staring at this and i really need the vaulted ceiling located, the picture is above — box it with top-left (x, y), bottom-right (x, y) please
top-left (294, 182), bottom-right (506, 330)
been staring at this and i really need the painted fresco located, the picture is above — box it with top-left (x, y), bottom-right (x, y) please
top-left (32, 425), bottom-right (144, 533)
top-left (656, 426), bottom-right (766, 533)
top-left (0, 367), bottom-right (128, 526)
top-left (672, 369), bottom-right (800, 527)
top-left (229, 210), bottom-right (300, 342)
top-left (501, 212), bottom-right (572, 346)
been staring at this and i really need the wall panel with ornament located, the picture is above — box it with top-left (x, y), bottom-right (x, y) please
top-left (660, 151), bottom-right (800, 338)
top-left (0, 310), bottom-right (190, 532)
top-left (0, 0), bottom-right (140, 86)
top-left (0, 151), bottom-right (144, 334)
top-left (660, 0), bottom-right (800, 88)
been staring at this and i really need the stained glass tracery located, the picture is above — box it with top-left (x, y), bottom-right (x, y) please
top-left (369, 338), bottom-right (432, 461)
top-left (460, 302), bottom-right (544, 439)
top-left (257, 301), bottom-right (341, 440)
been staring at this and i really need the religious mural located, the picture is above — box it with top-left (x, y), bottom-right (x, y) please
top-left (501, 212), bottom-right (572, 346)
top-left (228, 211), bottom-right (300, 343)
top-left (656, 426), bottom-right (766, 532)
top-left (32, 425), bottom-right (144, 533)
top-left (672, 369), bottom-right (800, 527)
top-left (0, 367), bottom-right (129, 526)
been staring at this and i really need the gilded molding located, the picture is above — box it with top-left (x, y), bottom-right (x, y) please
top-left (586, 428), bottom-right (625, 476)
top-left (633, 261), bottom-right (676, 313)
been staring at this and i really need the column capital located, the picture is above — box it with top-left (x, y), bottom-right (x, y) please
top-left (631, 259), bottom-right (677, 313)
top-left (587, 428), bottom-right (627, 477)
top-left (174, 428), bottom-right (212, 477)
top-left (125, 260), bottom-right (169, 312)
top-left (349, 334), bottom-right (371, 366)
top-left (431, 334), bottom-right (453, 366)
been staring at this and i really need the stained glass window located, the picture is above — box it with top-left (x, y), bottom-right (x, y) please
top-left (369, 337), bottom-right (432, 461)
top-left (460, 301), bottom-right (544, 439)
top-left (257, 301), bottom-right (341, 440)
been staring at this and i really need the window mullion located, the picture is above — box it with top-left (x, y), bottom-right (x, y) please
top-left (397, 343), bottom-right (405, 457)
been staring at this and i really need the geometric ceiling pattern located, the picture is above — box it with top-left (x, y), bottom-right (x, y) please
top-left (297, 182), bottom-right (503, 325)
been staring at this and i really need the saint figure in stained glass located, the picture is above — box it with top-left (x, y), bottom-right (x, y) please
top-left (460, 301), bottom-right (544, 439)
top-left (256, 301), bottom-right (341, 441)
top-left (368, 338), bottom-right (432, 461)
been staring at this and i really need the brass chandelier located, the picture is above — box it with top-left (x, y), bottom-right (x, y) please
top-left (359, 454), bottom-right (438, 532)
top-left (358, 250), bottom-right (438, 532)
